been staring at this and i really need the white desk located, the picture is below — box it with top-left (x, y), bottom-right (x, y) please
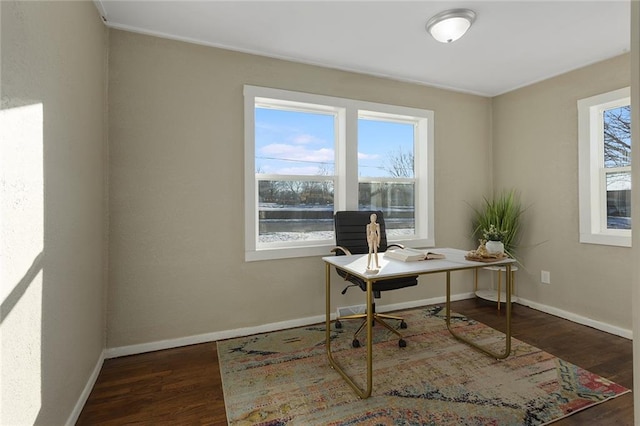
top-left (323, 247), bottom-right (516, 399)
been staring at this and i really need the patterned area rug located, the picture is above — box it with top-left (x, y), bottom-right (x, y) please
top-left (217, 306), bottom-right (629, 425)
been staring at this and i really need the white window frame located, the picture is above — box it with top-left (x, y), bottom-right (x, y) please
top-left (578, 87), bottom-right (631, 247)
top-left (244, 85), bottom-right (435, 261)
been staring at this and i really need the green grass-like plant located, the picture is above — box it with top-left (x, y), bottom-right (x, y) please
top-left (471, 189), bottom-right (525, 259)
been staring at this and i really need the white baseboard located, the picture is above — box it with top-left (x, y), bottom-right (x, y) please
top-left (105, 313), bottom-right (329, 359)
top-left (335, 292), bottom-right (476, 318)
top-left (375, 292), bottom-right (476, 314)
top-left (66, 349), bottom-right (105, 426)
top-left (517, 297), bottom-right (632, 340)
top-left (105, 291), bottom-right (631, 359)
top-left (105, 292), bottom-right (476, 359)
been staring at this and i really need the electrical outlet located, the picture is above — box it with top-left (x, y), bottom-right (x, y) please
top-left (541, 270), bottom-right (551, 284)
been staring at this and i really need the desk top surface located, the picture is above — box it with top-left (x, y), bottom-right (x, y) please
top-left (322, 247), bottom-right (515, 280)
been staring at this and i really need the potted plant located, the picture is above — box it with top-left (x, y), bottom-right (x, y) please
top-left (471, 189), bottom-right (525, 259)
top-left (482, 224), bottom-right (507, 254)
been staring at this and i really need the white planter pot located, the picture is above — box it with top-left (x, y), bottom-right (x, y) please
top-left (485, 240), bottom-right (504, 255)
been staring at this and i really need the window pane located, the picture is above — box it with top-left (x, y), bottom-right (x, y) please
top-left (358, 182), bottom-right (415, 237)
top-left (358, 118), bottom-right (414, 178)
top-left (606, 172), bottom-right (631, 230)
top-left (255, 107), bottom-right (335, 175)
top-left (603, 105), bottom-right (631, 168)
top-left (258, 179), bottom-right (334, 243)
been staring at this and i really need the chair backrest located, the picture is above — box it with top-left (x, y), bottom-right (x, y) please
top-left (334, 211), bottom-right (389, 255)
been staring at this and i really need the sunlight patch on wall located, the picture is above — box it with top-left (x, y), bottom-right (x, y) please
top-left (0, 102), bottom-right (44, 424)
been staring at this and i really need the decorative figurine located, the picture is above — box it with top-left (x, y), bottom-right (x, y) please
top-left (476, 239), bottom-right (489, 257)
top-left (366, 213), bottom-right (381, 270)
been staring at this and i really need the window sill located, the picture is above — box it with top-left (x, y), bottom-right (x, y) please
top-left (245, 237), bottom-right (436, 262)
top-left (579, 233), bottom-right (631, 248)
top-left (246, 244), bottom-right (334, 262)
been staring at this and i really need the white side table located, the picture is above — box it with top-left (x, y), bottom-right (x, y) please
top-left (474, 265), bottom-right (518, 311)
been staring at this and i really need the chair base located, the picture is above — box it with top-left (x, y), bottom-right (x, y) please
top-left (335, 311), bottom-right (408, 348)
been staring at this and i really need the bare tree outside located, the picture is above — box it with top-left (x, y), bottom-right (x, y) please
top-left (604, 105), bottom-right (631, 167)
top-left (603, 104), bottom-right (631, 228)
top-left (384, 147), bottom-right (414, 178)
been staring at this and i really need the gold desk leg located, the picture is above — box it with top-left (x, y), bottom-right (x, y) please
top-left (446, 266), bottom-right (512, 359)
top-left (497, 269), bottom-right (501, 311)
top-left (325, 263), bottom-right (373, 399)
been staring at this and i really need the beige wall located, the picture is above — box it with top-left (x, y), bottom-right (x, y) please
top-left (492, 54), bottom-right (632, 332)
top-left (1, 1), bottom-right (108, 425)
top-left (107, 29), bottom-right (493, 348)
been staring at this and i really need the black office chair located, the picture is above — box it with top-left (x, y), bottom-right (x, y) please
top-left (332, 210), bottom-right (418, 348)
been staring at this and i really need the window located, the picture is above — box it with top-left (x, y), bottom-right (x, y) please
top-left (358, 113), bottom-right (418, 239)
top-left (578, 87), bottom-right (631, 247)
top-left (244, 85), bottom-right (434, 261)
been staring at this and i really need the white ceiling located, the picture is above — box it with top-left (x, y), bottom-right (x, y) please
top-left (94, 1), bottom-right (631, 97)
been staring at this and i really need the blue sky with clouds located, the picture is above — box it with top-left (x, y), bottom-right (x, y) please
top-left (255, 107), bottom-right (414, 177)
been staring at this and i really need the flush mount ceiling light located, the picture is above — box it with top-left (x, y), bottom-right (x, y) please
top-left (426, 9), bottom-right (476, 43)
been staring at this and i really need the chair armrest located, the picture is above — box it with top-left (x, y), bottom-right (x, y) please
top-left (331, 246), bottom-right (352, 256)
top-left (387, 243), bottom-right (405, 250)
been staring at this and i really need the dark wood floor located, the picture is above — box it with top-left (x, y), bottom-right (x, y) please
top-left (77, 299), bottom-right (633, 425)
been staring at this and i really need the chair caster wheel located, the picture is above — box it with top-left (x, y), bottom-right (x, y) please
top-left (352, 339), bottom-right (361, 348)
top-left (400, 321), bottom-right (408, 329)
top-left (399, 339), bottom-right (407, 348)
top-left (335, 320), bottom-right (342, 329)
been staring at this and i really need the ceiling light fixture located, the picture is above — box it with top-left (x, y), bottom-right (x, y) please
top-left (426, 9), bottom-right (476, 43)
